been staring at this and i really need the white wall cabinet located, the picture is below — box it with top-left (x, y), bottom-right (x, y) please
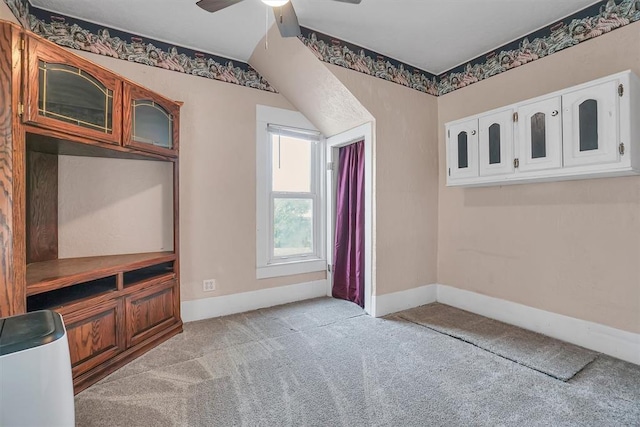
top-left (445, 70), bottom-right (640, 187)
top-left (448, 119), bottom-right (478, 180)
top-left (562, 80), bottom-right (619, 167)
top-left (516, 96), bottom-right (562, 173)
top-left (479, 109), bottom-right (514, 177)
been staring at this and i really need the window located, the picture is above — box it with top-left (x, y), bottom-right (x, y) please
top-left (256, 106), bottom-right (325, 279)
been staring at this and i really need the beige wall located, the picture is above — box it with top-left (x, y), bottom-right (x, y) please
top-left (250, 27), bottom-right (373, 136)
top-left (7, 0), bottom-right (636, 331)
top-left (328, 64), bottom-right (439, 296)
top-left (438, 22), bottom-right (640, 333)
top-left (0, 2), bottom-right (17, 23)
top-left (61, 51), bottom-right (324, 302)
top-left (58, 156), bottom-right (174, 258)
top-left (250, 32), bottom-right (439, 297)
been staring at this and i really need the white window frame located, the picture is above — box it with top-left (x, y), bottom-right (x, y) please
top-left (256, 105), bottom-right (326, 279)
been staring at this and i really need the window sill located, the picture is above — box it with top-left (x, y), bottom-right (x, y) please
top-left (257, 259), bottom-right (326, 280)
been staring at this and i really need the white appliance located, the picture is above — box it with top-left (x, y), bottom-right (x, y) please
top-left (0, 310), bottom-right (75, 426)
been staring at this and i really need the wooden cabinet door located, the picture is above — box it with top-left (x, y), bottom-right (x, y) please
top-left (478, 109), bottom-right (514, 176)
top-left (447, 119), bottom-right (479, 182)
top-left (516, 96), bottom-right (563, 172)
top-left (125, 280), bottom-right (178, 347)
top-left (123, 82), bottom-right (180, 157)
top-left (23, 35), bottom-right (122, 144)
top-left (59, 299), bottom-right (124, 378)
top-left (562, 79), bottom-right (620, 167)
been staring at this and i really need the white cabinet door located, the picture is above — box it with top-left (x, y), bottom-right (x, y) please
top-left (562, 80), bottom-right (619, 167)
top-left (478, 109), bottom-right (514, 176)
top-left (447, 119), bottom-right (478, 181)
top-left (517, 96), bottom-right (563, 172)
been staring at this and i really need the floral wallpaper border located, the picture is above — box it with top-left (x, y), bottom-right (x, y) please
top-left (4, 0), bottom-right (277, 92)
top-left (299, 0), bottom-right (640, 96)
top-left (299, 27), bottom-right (440, 96)
top-left (437, 0), bottom-right (640, 95)
top-left (5, 0), bottom-right (640, 96)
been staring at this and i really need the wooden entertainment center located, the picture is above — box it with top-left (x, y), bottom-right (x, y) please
top-left (0, 20), bottom-right (183, 393)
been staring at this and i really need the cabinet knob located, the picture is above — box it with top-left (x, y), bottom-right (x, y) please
top-left (471, 130), bottom-right (477, 135)
top-left (551, 110), bottom-right (559, 117)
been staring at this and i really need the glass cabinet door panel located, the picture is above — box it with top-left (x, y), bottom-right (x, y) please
top-left (488, 123), bottom-right (501, 164)
top-left (38, 61), bottom-right (113, 133)
top-left (530, 112), bottom-right (547, 159)
top-left (132, 100), bottom-right (173, 148)
top-left (578, 99), bottom-right (598, 152)
top-left (458, 131), bottom-right (468, 168)
top-left (123, 82), bottom-right (180, 156)
top-left (25, 36), bottom-right (122, 144)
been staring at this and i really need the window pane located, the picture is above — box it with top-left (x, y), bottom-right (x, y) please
top-left (531, 112), bottom-right (547, 159)
top-left (273, 198), bottom-right (313, 257)
top-left (272, 135), bottom-right (311, 192)
top-left (457, 131), bottom-right (468, 169)
top-left (488, 123), bottom-right (501, 164)
top-left (579, 99), bottom-right (598, 151)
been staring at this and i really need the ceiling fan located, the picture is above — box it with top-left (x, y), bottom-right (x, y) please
top-left (196, 0), bottom-right (362, 38)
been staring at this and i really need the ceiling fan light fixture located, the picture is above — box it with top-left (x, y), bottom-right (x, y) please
top-left (261, 0), bottom-right (289, 7)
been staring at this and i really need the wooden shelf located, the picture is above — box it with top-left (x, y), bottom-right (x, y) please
top-left (27, 252), bottom-right (176, 296)
top-left (27, 276), bottom-right (117, 312)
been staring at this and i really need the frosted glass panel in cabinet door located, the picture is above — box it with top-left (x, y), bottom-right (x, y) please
top-left (478, 110), bottom-right (513, 176)
top-left (38, 61), bottom-right (113, 134)
top-left (562, 80), bottom-right (619, 167)
top-left (132, 100), bottom-right (173, 148)
top-left (516, 96), bottom-right (562, 172)
top-left (447, 119), bottom-right (478, 181)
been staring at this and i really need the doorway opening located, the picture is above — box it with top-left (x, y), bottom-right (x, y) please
top-left (326, 122), bottom-right (373, 315)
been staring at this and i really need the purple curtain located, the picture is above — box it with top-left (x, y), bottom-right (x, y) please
top-left (332, 140), bottom-right (365, 307)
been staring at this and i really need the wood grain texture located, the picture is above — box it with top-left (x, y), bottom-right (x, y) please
top-left (26, 251), bottom-right (176, 294)
top-left (72, 321), bottom-right (182, 394)
top-left (173, 160), bottom-right (181, 321)
top-left (26, 151), bottom-right (58, 263)
top-left (122, 81), bottom-right (180, 157)
top-left (52, 272), bottom-right (175, 317)
top-left (26, 127), bottom-right (173, 162)
top-left (125, 279), bottom-right (176, 347)
top-left (0, 21), bottom-right (26, 317)
top-left (24, 34), bottom-right (123, 145)
top-left (61, 298), bottom-right (124, 377)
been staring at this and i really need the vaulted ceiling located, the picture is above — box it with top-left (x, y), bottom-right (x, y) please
top-left (32, 0), bottom-right (599, 74)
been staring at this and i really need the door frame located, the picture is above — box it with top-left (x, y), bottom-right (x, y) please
top-left (326, 122), bottom-right (374, 315)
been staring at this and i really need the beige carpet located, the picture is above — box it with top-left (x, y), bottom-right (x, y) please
top-left (75, 298), bottom-right (640, 426)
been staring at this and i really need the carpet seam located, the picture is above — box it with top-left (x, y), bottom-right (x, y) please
top-left (396, 314), bottom-right (590, 382)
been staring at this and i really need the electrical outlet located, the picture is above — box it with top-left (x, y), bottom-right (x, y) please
top-left (203, 279), bottom-right (216, 292)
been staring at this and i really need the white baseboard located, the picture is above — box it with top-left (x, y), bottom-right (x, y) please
top-left (181, 280), bottom-right (327, 323)
top-left (437, 284), bottom-right (640, 365)
top-left (181, 280), bottom-right (639, 365)
top-left (372, 284), bottom-right (437, 317)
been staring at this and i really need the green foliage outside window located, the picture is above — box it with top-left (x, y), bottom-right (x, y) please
top-left (274, 198), bottom-right (313, 256)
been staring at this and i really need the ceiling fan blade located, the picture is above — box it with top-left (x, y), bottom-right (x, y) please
top-left (273, 2), bottom-right (301, 38)
top-left (330, 0), bottom-right (362, 3)
top-left (196, 0), bottom-right (245, 13)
